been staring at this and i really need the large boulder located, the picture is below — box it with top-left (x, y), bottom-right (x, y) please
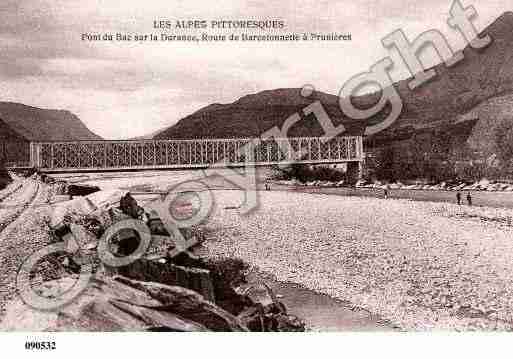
top-left (0, 163), bottom-right (12, 190)
top-left (1, 275), bottom-right (248, 332)
top-left (115, 276), bottom-right (248, 331)
top-left (67, 184), bottom-right (100, 197)
top-left (115, 258), bottom-right (216, 303)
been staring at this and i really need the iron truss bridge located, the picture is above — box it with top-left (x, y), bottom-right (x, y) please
top-left (29, 136), bottom-right (364, 173)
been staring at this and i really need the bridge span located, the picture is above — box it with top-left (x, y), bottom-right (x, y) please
top-left (27, 136), bottom-right (364, 175)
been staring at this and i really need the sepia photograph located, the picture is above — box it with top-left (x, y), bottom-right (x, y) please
top-left (1, 0), bottom-right (513, 356)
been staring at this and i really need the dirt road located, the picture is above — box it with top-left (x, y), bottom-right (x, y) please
top-left (0, 179), bottom-right (52, 321)
top-left (0, 180), bottom-right (40, 233)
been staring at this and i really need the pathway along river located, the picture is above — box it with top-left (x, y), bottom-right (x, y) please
top-left (0, 178), bottom-right (52, 321)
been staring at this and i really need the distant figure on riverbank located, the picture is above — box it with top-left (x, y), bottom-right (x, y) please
top-left (467, 192), bottom-right (472, 206)
top-left (456, 192), bottom-right (462, 205)
top-left (265, 180), bottom-right (271, 191)
top-left (384, 188), bottom-right (389, 199)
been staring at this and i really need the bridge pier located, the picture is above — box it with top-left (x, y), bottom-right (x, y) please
top-left (346, 161), bottom-right (363, 185)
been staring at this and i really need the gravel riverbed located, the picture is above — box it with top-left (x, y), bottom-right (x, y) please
top-left (202, 190), bottom-right (513, 330)
top-left (7, 170), bottom-right (513, 331)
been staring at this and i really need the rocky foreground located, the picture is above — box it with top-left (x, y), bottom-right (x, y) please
top-left (0, 175), bottom-right (305, 332)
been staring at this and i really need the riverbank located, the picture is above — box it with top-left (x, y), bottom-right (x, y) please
top-left (271, 183), bottom-right (513, 209)
top-left (247, 270), bottom-right (397, 331)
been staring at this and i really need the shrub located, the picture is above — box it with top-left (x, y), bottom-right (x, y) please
top-left (272, 163), bottom-right (346, 183)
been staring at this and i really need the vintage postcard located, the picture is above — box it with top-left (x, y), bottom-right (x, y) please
top-left (1, 0), bottom-right (513, 356)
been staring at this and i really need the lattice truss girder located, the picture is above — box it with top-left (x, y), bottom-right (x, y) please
top-left (33, 137), bottom-right (362, 169)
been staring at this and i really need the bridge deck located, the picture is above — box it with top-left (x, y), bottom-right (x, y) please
top-left (29, 137), bottom-right (364, 172)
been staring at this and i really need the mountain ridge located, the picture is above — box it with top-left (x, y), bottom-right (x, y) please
top-left (0, 102), bottom-right (102, 141)
top-left (153, 12), bottom-right (513, 157)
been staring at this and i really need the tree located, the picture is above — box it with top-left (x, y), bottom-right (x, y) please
top-left (495, 120), bottom-right (513, 176)
top-left (0, 159), bottom-right (12, 190)
top-left (374, 146), bottom-right (397, 181)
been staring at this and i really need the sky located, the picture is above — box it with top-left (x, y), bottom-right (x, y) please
top-left (0, 0), bottom-right (512, 139)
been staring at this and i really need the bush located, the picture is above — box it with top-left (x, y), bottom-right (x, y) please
top-left (273, 163), bottom-right (346, 183)
top-left (0, 163), bottom-right (12, 190)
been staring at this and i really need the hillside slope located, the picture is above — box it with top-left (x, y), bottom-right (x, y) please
top-left (0, 118), bottom-right (25, 141)
top-left (368, 11), bottom-right (513, 146)
top-left (458, 93), bottom-right (513, 154)
top-left (155, 12), bottom-right (513, 156)
top-left (155, 89), bottom-right (366, 140)
top-left (0, 102), bottom-right (101, 141)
